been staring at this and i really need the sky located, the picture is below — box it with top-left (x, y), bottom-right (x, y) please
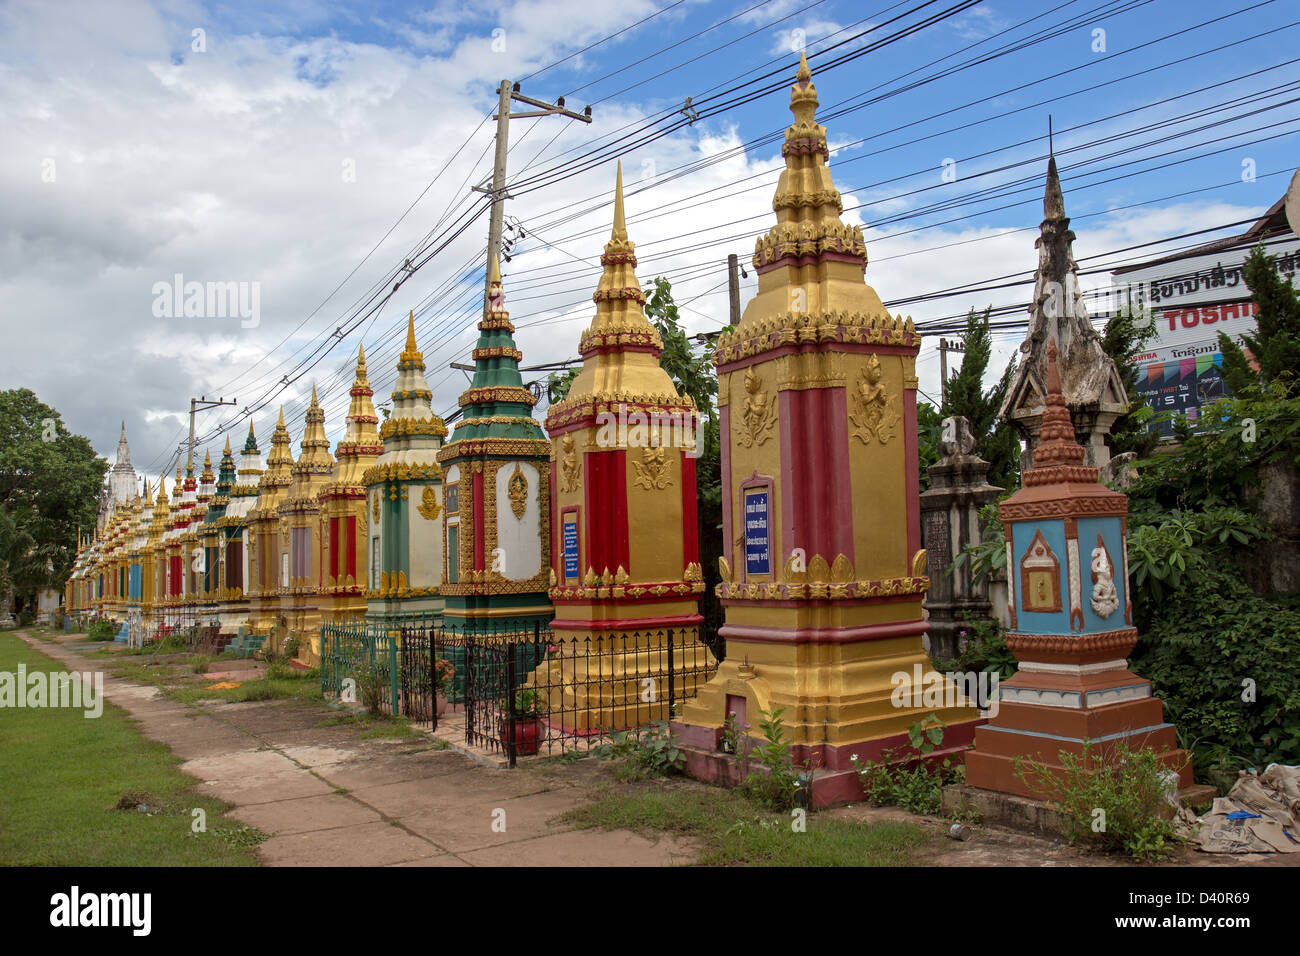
top-left (2, 0), bottom-right (1297, 497)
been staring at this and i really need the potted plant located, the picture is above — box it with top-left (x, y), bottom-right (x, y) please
top-left (433, 658), bottom-right (454, 716)
top-left (498, 688), bottom-right (546, 756)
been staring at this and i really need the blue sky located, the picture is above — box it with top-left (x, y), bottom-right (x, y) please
top-left (2, 0), bottom-right (1297, 488)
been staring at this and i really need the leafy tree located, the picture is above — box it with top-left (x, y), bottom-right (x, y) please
top-left (1218, 243), bottom-right (1300, 394)
top-left (917, 400), bottom-right (943, 493)
top-left (0, 389), bottom-right (107, 611)
top-left (643, 277), bottom-right (724, 644)
top-left (546, 366), bottom-right (581, 404)
top-left (643, 277), bottom-right (716, 418)
top-left (1100, 305), bottom-right (1160, 460)
top-left (939, 307), bottom-right (1019, 489)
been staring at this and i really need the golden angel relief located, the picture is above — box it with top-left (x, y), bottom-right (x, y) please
top-left (417, 485), bottom-right (441, 521)
top-left (632, 446), bottom-right (672, 490)
top-left (849, 354), bottom-right (900, 445)
top-left (740, 367), bottom-right (777, 448)
top-left (507, 464), bottom-right (528, 520)
top-left (560, 434), bottom-right (582, 493)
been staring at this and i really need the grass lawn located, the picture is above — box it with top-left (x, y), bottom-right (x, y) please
top-left (0, 631), bottom-right (265, 865)
top-left (561, 784), bottom-right (935, 866)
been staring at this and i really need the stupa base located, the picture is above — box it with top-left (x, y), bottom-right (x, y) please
top-left (963, 668), bottom-right (1194, 799)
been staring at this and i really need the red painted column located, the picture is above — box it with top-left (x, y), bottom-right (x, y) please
top-left (345, 516), bottom-right (357, 581)
top-left (472, 470), bottom-right (485, 571)
top-left (681, 452), bottom-right (698, 567)
top-left (903, 386), bottom-right (920, 563)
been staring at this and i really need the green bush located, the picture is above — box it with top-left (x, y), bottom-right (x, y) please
top-left (932, 614), bottom-right (1017, 680)
top-left (744, 708), bottom-right (800, 812)
top-left (1015, 741), bottom-right (1185, 861)
top-left (88, 618), bottom-right (117, 641)
top-left (1130, 565), bottom-right (1300, 780)
top-left (593, 721), bottom-right (685, 781)
top-left (851, 715), bottom-right (964, 816)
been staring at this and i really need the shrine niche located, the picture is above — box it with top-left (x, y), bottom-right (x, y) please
top-left (1019, 528), bottom-right (1061, 614)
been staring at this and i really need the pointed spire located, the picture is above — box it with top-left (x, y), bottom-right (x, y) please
top-left (612, 160), bottom-right (627, 241)
top-left (277, 405), bottom-right (285, 427)
top-left (310, 383), bottom-right (319, 407)
top-left (329, 342), bottom-right (382, 487)
top-left (224, 434), bottom-right (232, 455)
top-left (797, 48), bottom-right (811, 83)
top-left (1044, 153), bottom-right (1065, 221)
top-left (442, 241), bottom-right (544, 449)
top-left (556, 163), bottom-right (681, 410)
top-left (355, 343), bottom-right (369, 386)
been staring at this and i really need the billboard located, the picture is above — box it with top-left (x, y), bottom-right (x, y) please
top-left (1098, 236), bottom-right (1299, 436)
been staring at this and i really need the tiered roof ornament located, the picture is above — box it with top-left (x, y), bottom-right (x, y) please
top-left (547, 162), bottom-right (693, 428)
top-left (1000, 149), bottom-right (1128, 472)
top-left (373, 314), bottom-right (449, 471)
top-left (327, 346), bottom-right (382, 490)
top-left (441, 255), bottom-right (547, 451)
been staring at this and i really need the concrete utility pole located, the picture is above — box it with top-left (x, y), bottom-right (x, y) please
top-left (937, 338), bottom-right (965, 407)
top-left (473, 80), bottom-right (592, 313)
top-left (727, 253), bottom-right (742, 327)
top-left (187, 396), bottom-right (239, 471)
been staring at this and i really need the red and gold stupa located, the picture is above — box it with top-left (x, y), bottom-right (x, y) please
top-left (673, 53), bottom-right (980, 804)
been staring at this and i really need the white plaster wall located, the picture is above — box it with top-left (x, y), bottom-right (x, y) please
top-left (408, 485), bottom-right (443, 588)
top-left (495, 462), bottom-right (542, 581)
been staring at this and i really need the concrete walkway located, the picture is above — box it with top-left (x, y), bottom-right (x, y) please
top-left (19, 631), bottom-right (697, 867)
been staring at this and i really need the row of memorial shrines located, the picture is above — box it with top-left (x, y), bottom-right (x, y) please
top-left (66, 158), bottom-right (707, 665)
top-left (64, 54), bottom-right (1188, 807)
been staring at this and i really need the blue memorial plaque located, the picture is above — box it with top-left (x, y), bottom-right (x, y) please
top-left (744, 490), bottom-right (771, 575)
top-left (563, 517), bottom-right (579, 579)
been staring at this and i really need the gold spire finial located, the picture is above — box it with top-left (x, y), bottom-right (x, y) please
top-left (612, 160), bottom-right (628, 241)
top-left (277, 405), bottom-right (285, 427)
top-left (797, 49), bottom-right (811, 83)
top-left (224, 434), bottom-right (232, 454)
top-left (358, 342), bottom-right (366, 366)
top-left (405, 311), bottom-right (417, 353)
top-left (488, 250), bottom-right (501, 286)
top-left (310, 384), bottom-right (319, 407)
top-left (203, 448), bottom-right (212, 467)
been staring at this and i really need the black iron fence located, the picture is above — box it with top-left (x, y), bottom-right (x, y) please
top-left (322, 617), bottom-right (721, 766)
top-left (403, 620), bottom-right (720, 766)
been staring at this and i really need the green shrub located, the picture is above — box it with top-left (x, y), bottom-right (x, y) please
top-left (744, 708), bottom-right (800, 811)
top-left (933, 614), bottom-right (1017, 680)
top-left (593, 721), bottom-right (684, 781)
top-left (1130, 565), bottom-right (1300, 777)
top-left (349, 655), bottom-right (389, 715)
top-left (851, 714), bottom-right (964, 816)
top-left (88, 618), bottom-right (117, 641)
top-left (1014, 741), bottom-right (1185, 861)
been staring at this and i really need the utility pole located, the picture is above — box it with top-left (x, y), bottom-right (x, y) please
top-left (727, 254), bottom-right (741, 327)
top-left (937, 338), bottom-right (965, 407)
top-left (187, 396), bottom-right (239, 471)
top-left (473, 80), bottom-right (592, 314)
